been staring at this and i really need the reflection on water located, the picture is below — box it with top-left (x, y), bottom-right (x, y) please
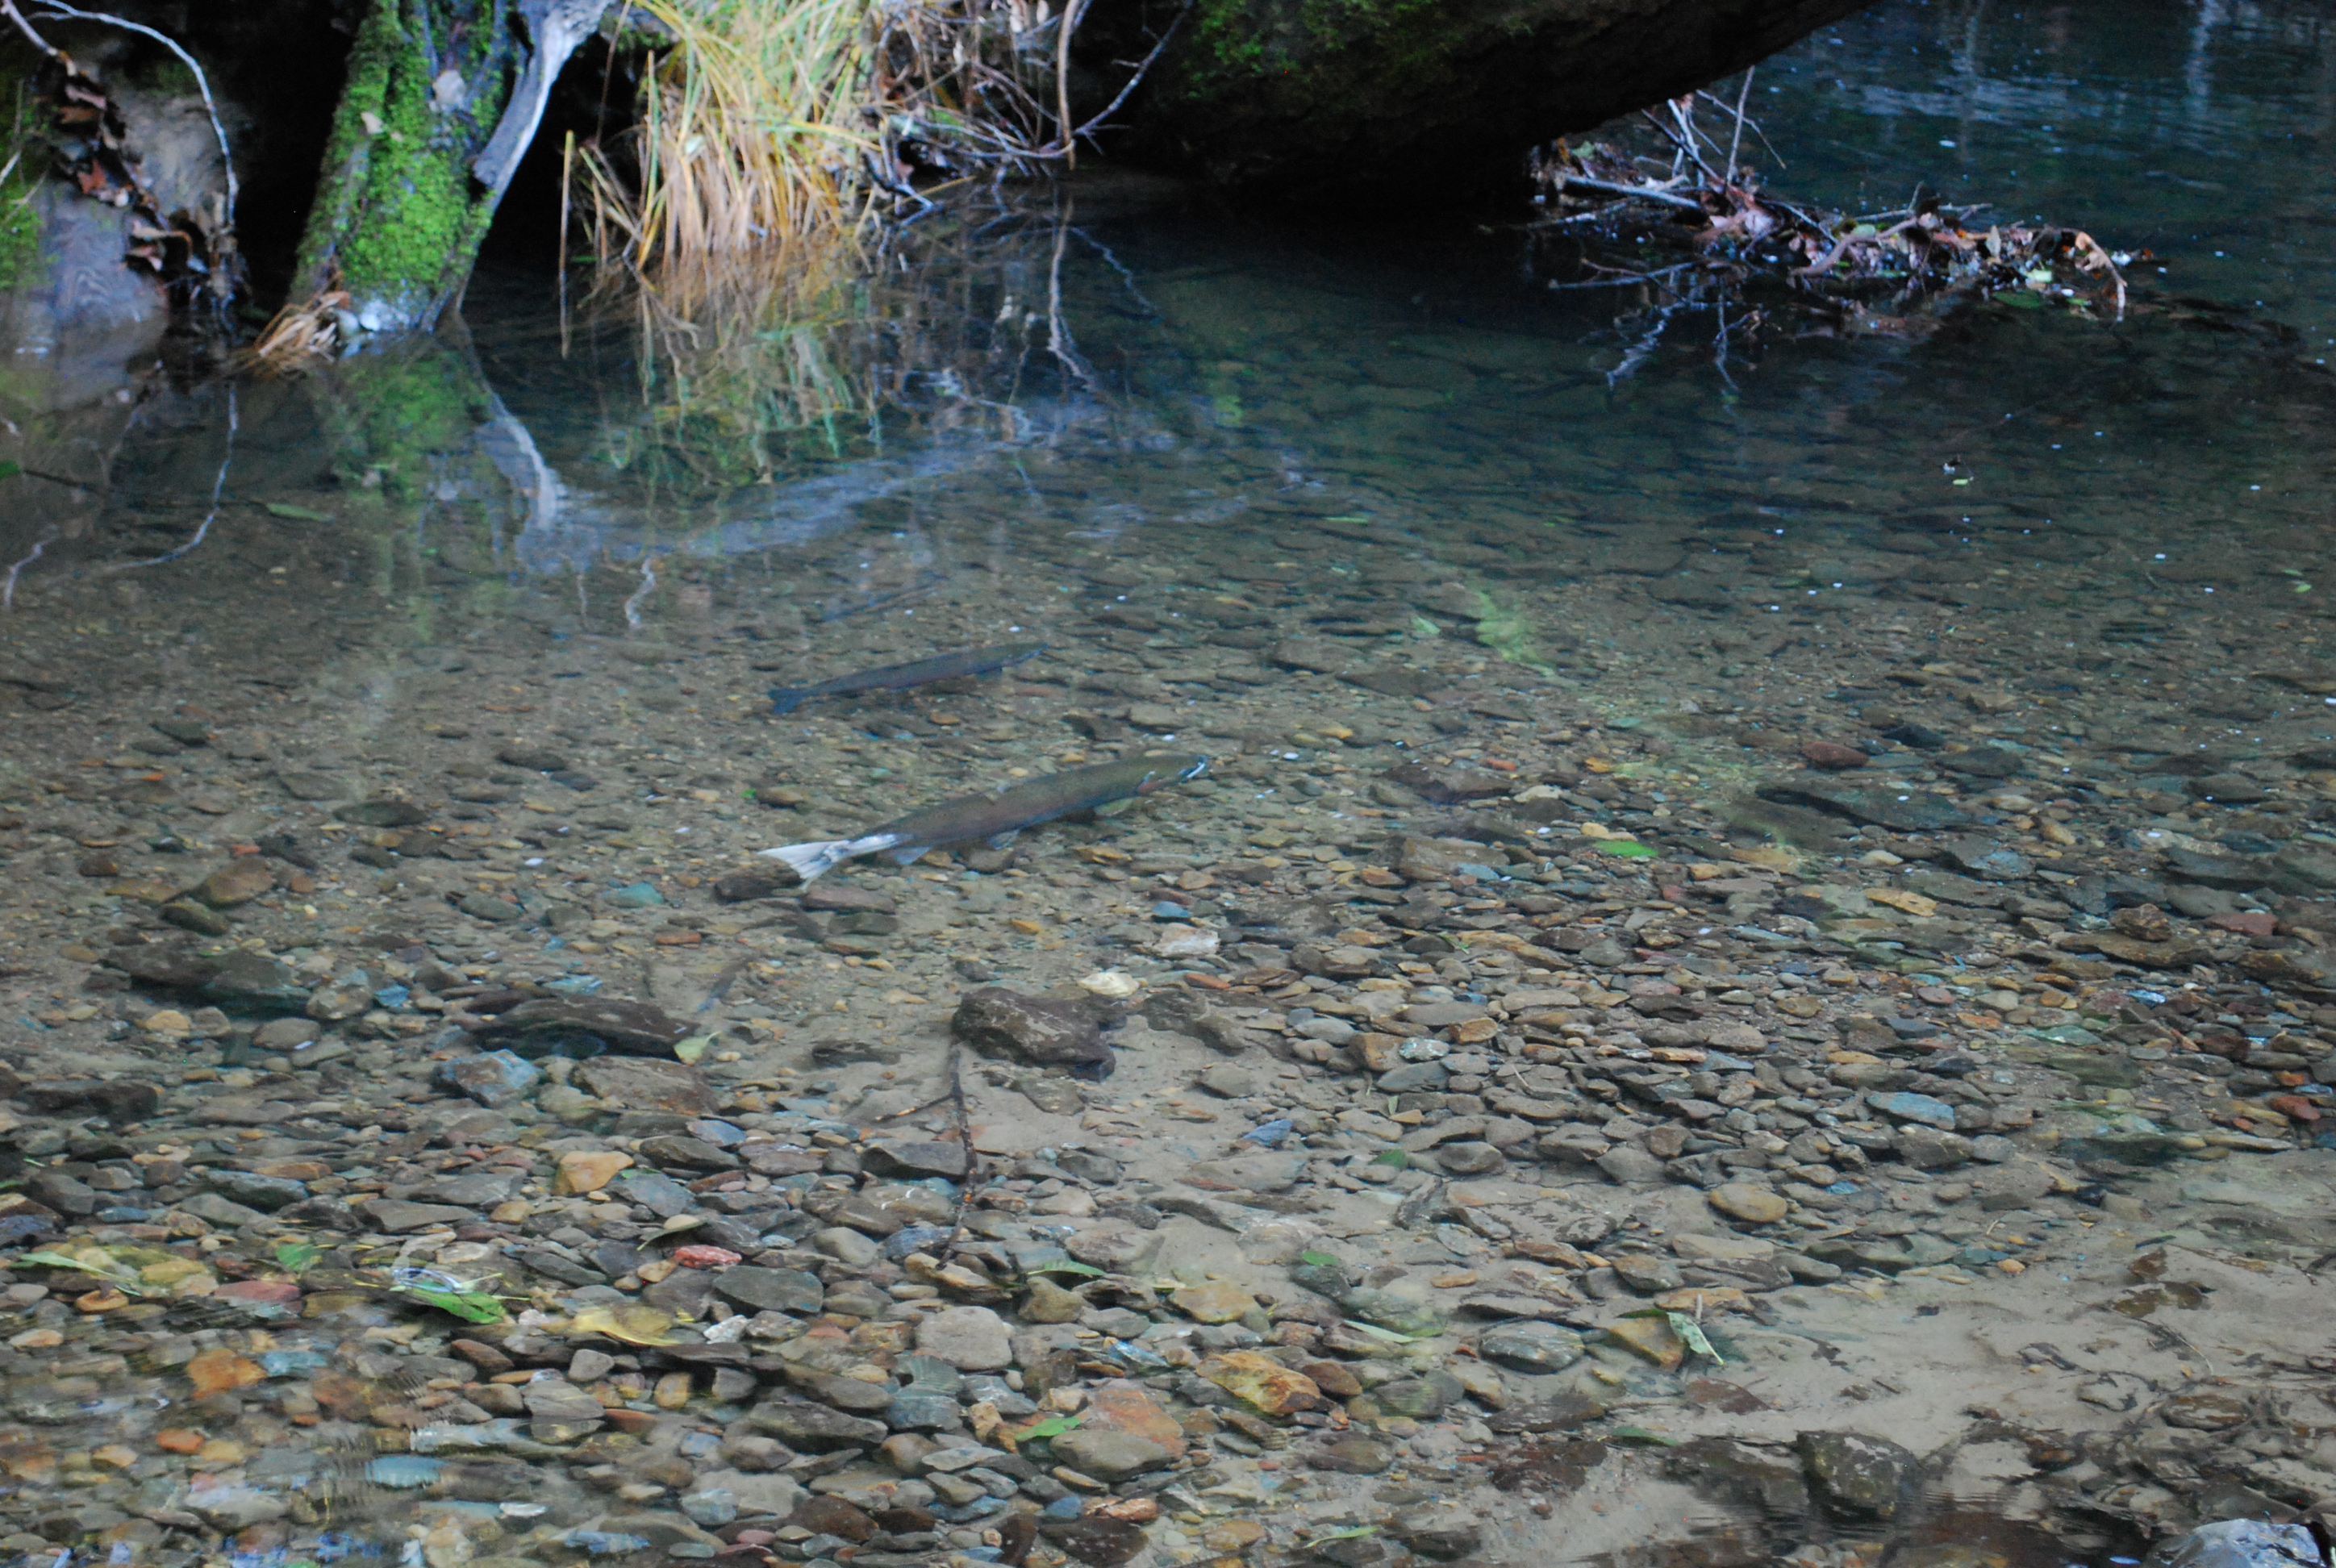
top-left (0, 4), bottom-right (2332, 1568)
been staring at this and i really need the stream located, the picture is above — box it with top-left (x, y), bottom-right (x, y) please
top-left (0, 3), bottom-right (2332, 1568)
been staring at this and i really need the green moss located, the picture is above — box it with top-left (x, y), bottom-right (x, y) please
top-left (1169, 0), bottom-right (1495, 135)
top-left (325, 340), bottom-right (495, 490)
top-left (295, 0), bottom-right (512, 322)
top-left (0, 77), bottom-right (44, 292)
top-left (0, 168), bottom-right (44, 292)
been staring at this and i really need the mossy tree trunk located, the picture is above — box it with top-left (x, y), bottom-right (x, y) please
top-left (295, 0), bottom-right (607, 337)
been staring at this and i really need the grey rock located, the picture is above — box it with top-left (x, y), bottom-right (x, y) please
top-left (914, 1306), bottom-right (1012, 1370)
top-left (678, 1490), bottom-right (736, 1528)
top-left (524, 1380), bottom-right (609, 1423)
top-left (1195, 1065), bottom-right (1262, 1099)
top-left (861, 1141), bottom-right (970, 1180)
top-left (1055, 1150), bottom-right (1122, 1185)
top-left (1370, 1371), bottom-right (1464, 1420)
top-left (951, 987), bottom-right (1112, 1068)
top-left (1892, 1125), bottom-right (1974, 1170)
top-left (1064, 1226), bottom-right (1161, 1273)
top-left (638, 1135), bottom-right (742, 1171)
top-left (614, 1170), bottom-right (697, 1218)
top-left (2143, 1520), bottom-right (2323, 1568)
top-left (1609, 1253), bottom-right (1683, 1293)
top-left (1596, 1145), bottom-right (1670, 1186)
top-left (813, 1228), bottom-right (882, 1267)
top-left (206, 1171), bottom-right (310, 1211)
top-left (1376, 1062), bottom-right (1450, 1094)
top-left (747, 1402), bottom-right (888, 1449)
top-left (415, 1172), bottom-right (520, 1207)
top-left (363, 1199), bottom-right (476, 1232)
top-left (179, 1192), bottom-right (266, 1228)
top-left (1477, 1322), bottom-right (1586, 1374)
top-left (1432, 1141), bottom-right (1505, 1175)
top-left (1800, 1430), bottom-right (1920, 1519)
top-left (570, 1055), bottom-right (719, 1113)
top-left (1050, 1428), bottom-right (1171, 1481)
top-left (714, 1267), bottom-right (824, 1315)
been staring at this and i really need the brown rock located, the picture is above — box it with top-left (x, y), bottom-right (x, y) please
top-left (951, 987), bottom-right (1112, 1068)
top-left (1080, 1379), bottom-right (1187, 1460)
top-left (1299, 1359), bottom-right (1363, 1398)
top-left (1800, 740), bottom-right (1871, 772)
top-left (790, 1495), bottom-right (878, 1543)
top-left (571, 1057), bottom-right (718, 1115)
top-left (1708, 1183), bottom-right (1789, 1225)
top-left (1169, 1281), bottom-right (1256, 1324)
top-left (1039, 1516), bottom-right (1149, 1567)
top-left (553, 1150), bottom-right (632, 1195)
top-left (196, 858), bottom-right (277, 908)
top-left (477, 996), bottom-right (692, 1057)
top-left (1196, 1350), bottom-right (1324, 1416)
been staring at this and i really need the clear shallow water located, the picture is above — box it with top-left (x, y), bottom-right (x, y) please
top-left (0, 4), bottom-right (2334, 1568)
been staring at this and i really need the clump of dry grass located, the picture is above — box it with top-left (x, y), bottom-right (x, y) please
top-left (573, 0), bottom-right (1065, 281)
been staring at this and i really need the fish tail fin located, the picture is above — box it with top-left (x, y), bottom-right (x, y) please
top-left (757, 834), bottom-right (893, 883)
top-left (767, 687), bottom-right (806, 715)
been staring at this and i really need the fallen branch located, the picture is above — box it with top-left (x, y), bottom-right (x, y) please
top-left (1526, 83), bottom-right (2132, 369)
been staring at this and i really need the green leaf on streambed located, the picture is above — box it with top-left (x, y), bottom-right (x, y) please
top-left (1666, 1311), bottom-right (1723, 1364)
top-left (1341, 1319), bottom-right (1423, 1343)
top-left (263, 502), bottom-right (336, 521)
top-left (1594, 840), bottom-right (1658, 858)
top-left (274, 1242), bottom-right (321, 1275)
top-left (1303, 1527), bottom-right (1377, 1547)
top-left (1299, 1251), bottom-right (1341, 1267)
top-left (1028, 1261), bottom-right (1103, 1278)
top-left (0, 461), bottom-right (19, 480)
top-left (1020, 1415), bottom-right (1080, 1440)
top-left (395, 1283), bottom-right (510, 1324)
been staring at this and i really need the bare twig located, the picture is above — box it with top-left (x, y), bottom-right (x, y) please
top-left (1724, 68), bottom-right (1754, 182)
top-left (1543, 172), bottom-right (1703, 212)
top-left (1063, 0), bottom-right (1193, 146)
top-left (1053, 0), bottom-right (1087, 171)
top-left (0, 0), bottom-right (60, 60)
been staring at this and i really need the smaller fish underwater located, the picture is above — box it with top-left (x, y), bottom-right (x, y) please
top-left (769, 641), bottom-right (1049, 714)
top-left (761, 752), bottom-right (1208, 882)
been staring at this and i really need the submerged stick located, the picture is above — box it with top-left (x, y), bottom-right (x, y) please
top-left (113, 386), bottom-right (236, 571)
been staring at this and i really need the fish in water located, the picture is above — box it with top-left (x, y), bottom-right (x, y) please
top-left (760, 751), bottom-right (1208, 882)
top-left (768, 641), bottom-right (1049, 715)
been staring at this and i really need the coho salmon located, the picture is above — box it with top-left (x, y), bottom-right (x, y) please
top-left (768, 642), bottom-right (1049, 715)
top-left (760, 751), bottom-right (1208, 882)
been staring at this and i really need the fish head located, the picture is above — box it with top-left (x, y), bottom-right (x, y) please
top-left (1133, 753), bottom-right (1210, 794)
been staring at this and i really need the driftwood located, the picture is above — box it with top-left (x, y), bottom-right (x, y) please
top-left (1525, 76), bottom-right (2132, 380)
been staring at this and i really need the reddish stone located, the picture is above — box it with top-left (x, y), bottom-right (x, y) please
top-left (2267, 1095), bottom-right (2321, 1124)
top-left (2208, 911), bottom-right (2280, 937)
top-left (215, 1280), bottom-right (301, 1307)
top-left (670, 1245), bottom-right (742, 1269)
top-left (789, 1496), bottom-right (877, 1543)
top-left (1800, 740), bottom-right (1871, 771)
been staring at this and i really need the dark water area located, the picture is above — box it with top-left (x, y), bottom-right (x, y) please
top-left (0, 5), bottom-right (2334, 1568)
